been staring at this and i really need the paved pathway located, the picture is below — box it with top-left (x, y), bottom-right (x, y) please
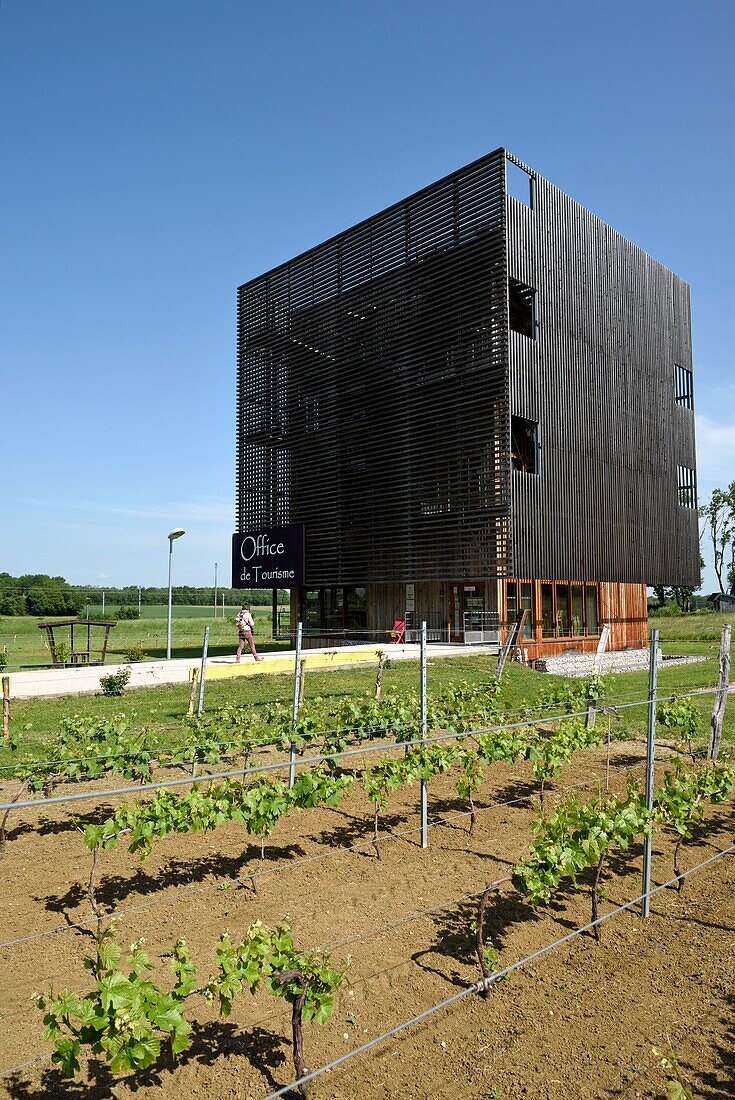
top-left (5, 642), bottom-right (498, 699)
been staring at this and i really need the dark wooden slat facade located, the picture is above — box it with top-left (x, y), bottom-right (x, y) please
top-left (236, 149), bottom-right (698, 652)
top-left (506, 160), bottom-right (698, 585)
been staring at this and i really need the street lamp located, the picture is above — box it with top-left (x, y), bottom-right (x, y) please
top-left (214, 562), bottom-right (218, 618)
top-left (166, 528), bottom-right (186, 659)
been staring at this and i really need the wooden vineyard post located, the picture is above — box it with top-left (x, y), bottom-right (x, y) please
top-left (2, 676), bottom-right (9, 742)
top-left (374, 650), bottom-right (386, 701)
top-left (496, 612), bottom-right (526, 679)
top-left (641, 629), bottom-right (659, 918)
top-left (708, 624), bottom-right (731, 761)
top-left (593, 622), bottom-right (611, 673)
top-left (587, 623), bottom-right (611, 729)
top-left (187, 667), bottom-right (200, 717)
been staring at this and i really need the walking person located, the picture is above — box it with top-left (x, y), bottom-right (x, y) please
top-left (235, 603), bottom-right (264, 662)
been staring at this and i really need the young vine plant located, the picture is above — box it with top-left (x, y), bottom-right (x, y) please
top-left (36, 920), bottom-right (346, 1092)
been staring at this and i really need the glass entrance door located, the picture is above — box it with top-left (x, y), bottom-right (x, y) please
top-left (451, 584), bottom-right (485, 640)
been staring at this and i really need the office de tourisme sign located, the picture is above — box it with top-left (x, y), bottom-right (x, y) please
top-left (231, 525), bottom-right (305, 588)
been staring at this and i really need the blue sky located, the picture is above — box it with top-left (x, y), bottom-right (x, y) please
top-left (1, 0), bottom-right (733, 591)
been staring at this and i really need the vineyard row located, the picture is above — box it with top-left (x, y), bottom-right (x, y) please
top-left (0, 680), bottom-right (714, 816)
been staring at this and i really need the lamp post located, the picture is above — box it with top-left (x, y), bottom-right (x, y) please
top-left (138, 585), bottom-right (142, 616)
top-left (214, 562), bottom-right (218, 619)
top-left (166, 528), bottom-right (186, 659)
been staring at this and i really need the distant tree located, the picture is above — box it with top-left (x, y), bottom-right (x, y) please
top-left (25, 585), bottom-right (81, 617)
top-left (0, 595), bottom-right (25, 616)
top-left (700, 485), bottom-right (735, 594)
top-left (652, 585), bottom-right (666, 608)
top-left (669, 586), bottom-right (695, 613)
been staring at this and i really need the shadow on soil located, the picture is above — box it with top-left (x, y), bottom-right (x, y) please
top-left (7, 803), bottom-right (120, 843)
top-left (693, 992), bottom-right (735, 1100)
top-left (39, 842), bottom-right (308, 917)
top-left (4, 1021), bottom-right (289, 1099)
top-left (427, 776), bottom-right (538, 826)
top-left (312, 810), bottom-right (409, 854)
top-left (411, 886), bottom-right (541, 989)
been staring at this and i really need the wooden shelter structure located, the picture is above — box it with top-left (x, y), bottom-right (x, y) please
top-left (38, 619), bottom-right (117, 667)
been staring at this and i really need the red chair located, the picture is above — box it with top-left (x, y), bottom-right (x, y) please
top-left (386, 618), bottom-right (405, 644)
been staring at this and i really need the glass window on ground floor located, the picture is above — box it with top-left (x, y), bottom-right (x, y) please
top-left (505, 581), bottom-right (534, 639)
top-left (324, 587), bottom-right (344, 632)
top-left (555, 583), bottom-right (569, 635)
top-left (522, 581), bottom-right (601, 638)
top-left (345, 587), bottom-right (367, 632)
top-left (303, 590), bottom-right (322, 629)
top-left (586, 585), bottom-right (598, 634)
top-left (541, 583), bottom-right (554, 636)
top-left (571, 584), bottom-right (584, 635)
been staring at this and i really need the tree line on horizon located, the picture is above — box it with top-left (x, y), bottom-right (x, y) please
top-left (0, 574), bottom-right (285, 618)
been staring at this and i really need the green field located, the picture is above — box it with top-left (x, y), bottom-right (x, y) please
top-left (0, 605), bottom-right (280, 670)
top-left (87, 603), bottom-right (245, 619)
top-left (1, 610), bottom-right (733, 770)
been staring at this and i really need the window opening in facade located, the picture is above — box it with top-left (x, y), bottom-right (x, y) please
top-left (506, 159), bottom-right (535, 208)
top-left (511, 416), bottom-right (539, 474)
top-left (508, 278), bottom-right (536, 339)
top-left (300, 586), bottom-right (368, 634)
top-left (674, 364), bottom-right (694, 410)
top-left (520, 582), bottom-right (533, 637)
top-left (677, 466), bottom-right (697, 509)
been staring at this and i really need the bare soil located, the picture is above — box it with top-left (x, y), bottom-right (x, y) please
top-left (0, 742), bottom-right (733, 1100)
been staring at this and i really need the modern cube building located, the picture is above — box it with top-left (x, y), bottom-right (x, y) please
top-left (234, 149), bottom-right (698, 655)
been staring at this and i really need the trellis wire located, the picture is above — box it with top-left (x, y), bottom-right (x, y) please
top-left (0, 681), bottom-right (720, 781)
top-left (0, 755), bottom-right (657, 958)
top-left (262, 842), bottom-right (735, 1100)
top-left (0, 782), bottom-right (550, 952)
top-left (0, 686), bottom-right (718, 814)
top-left (1, 713), bottom-right (655, 863)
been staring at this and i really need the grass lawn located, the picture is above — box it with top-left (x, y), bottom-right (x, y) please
top-left (0, 605), bottom-right (279, 670)
top-left (1, 610), bottom-right (733, 770)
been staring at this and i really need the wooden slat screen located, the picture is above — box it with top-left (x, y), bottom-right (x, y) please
top-left (237, 150), bottom-right (511, 585)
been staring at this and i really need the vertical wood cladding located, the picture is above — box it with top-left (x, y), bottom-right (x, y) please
top-left (237, 152), bottom-right (510, 586)
top-left (507, 167), bottom-right (698, 586)
top-left (237, 148), bottom-right (698, 591)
